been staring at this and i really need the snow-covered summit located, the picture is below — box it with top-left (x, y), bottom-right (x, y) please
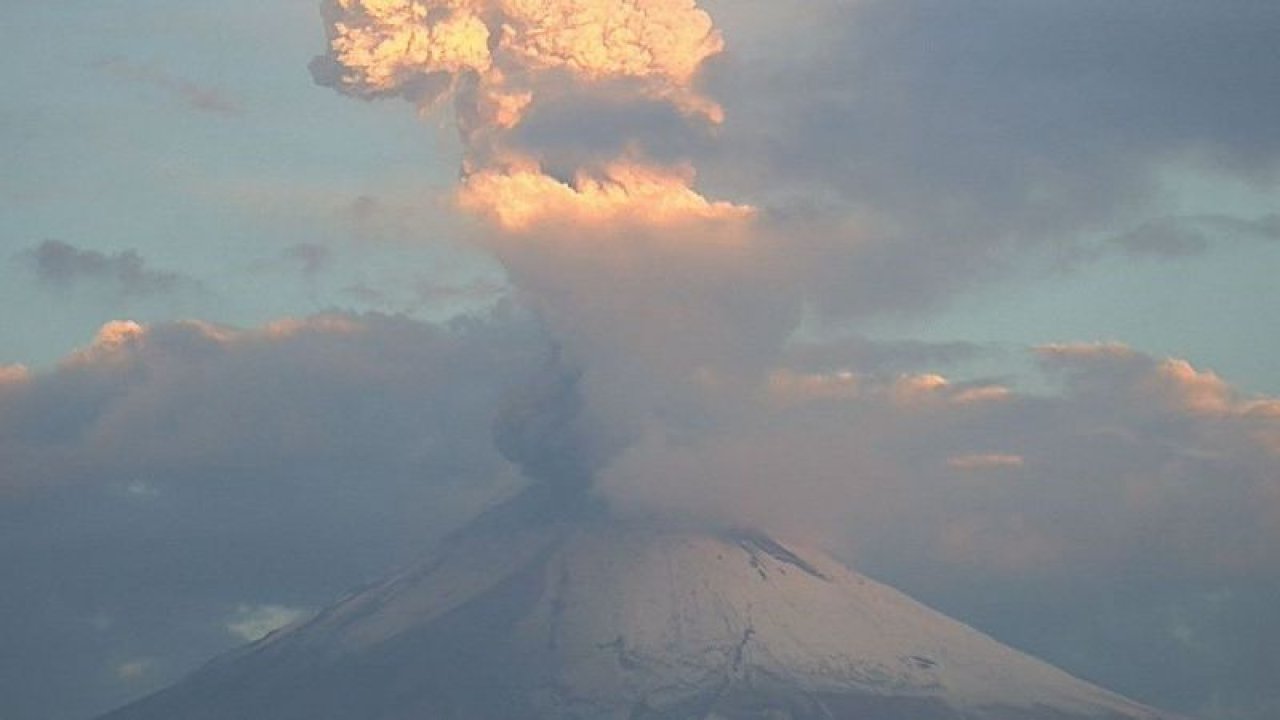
top-left (99, 490), bottom-right (1181, 720)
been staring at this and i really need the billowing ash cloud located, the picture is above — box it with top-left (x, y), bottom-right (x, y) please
top-left (313, 0), bottom-right (744, 228)
top-left (298, 4), bottom-right (1280, 716)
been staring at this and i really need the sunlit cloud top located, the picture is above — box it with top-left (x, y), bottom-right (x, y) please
top-left (315, 0), bottom-right (739, 228)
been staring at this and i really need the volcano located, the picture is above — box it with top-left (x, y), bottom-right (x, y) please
top-left (99, 490), bottom-right (1179, 720)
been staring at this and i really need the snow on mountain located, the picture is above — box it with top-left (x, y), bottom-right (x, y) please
top-left (98, 490), bottom-right (1182, 719)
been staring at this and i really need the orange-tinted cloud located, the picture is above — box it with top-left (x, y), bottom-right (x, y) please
top-left (1037, 342), bottom-right (1280, 457)
top-left (318, 0), bottom-right (736, 228)
top-left (322, 0), bottom-right (724, 122)
top-left (63, 320), bottom-right (147, 368)
top-left (457, 160), bottom-right (753, 231)
top-left (0, 365), bottom-right (30, 387)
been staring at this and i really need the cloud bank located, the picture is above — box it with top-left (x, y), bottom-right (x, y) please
top-left (0, 311), bottom-right (543, 719)
top-left (3, 317), bottom-right (1279, 718)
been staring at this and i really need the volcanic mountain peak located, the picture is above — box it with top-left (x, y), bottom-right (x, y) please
top-left (100, 492), bottom-right (1179, 720)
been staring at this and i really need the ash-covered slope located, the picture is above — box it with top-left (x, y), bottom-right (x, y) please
top-left (99, 491), bottom-right (1179, 720)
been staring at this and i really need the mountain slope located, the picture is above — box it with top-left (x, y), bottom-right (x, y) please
top-left (99, 492), bottom-right (1180, 720)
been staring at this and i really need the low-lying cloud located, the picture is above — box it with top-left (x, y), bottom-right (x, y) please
top-left (3, 316), bottom-right (1278, 718)
top-left (0, 311), bottom-right (542, 719)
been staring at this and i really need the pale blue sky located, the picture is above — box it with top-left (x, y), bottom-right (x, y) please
top-left (862, 168), bottom-right (1280, 394)
top-left (3, 0), bottom-right (495, 367)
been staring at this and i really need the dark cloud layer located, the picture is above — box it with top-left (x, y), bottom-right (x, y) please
top-left (3, 313), bottom-right (1279, 720)
top-left (0, 311), bottom-right (546, 720)
top-left (706, 0), bottom-right (1280, 315)
top-left (601, 343), bottom-right (1280, 719)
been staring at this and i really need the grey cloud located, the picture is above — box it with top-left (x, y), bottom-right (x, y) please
top-left (19, 240), bottom-right (196, 297)
top-left (512, 93), bottom-right (718, 176)
top-left (0, 311), bottom-right (547, 720)
top-left (492, 354), bottom-right (629, 497)
top-left (597, 343), bottom-right (1280, 719)
top-left (702, 0), bottom-right (1280, 315)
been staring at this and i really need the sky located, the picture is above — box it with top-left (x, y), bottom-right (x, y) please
top-left (1, 1), bottom-right (1278, 719)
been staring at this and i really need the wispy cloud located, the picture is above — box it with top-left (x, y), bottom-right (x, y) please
top-left (18, 240), bottom-right (199, 297)
top-left (97, 57), bottom-right (242, 116)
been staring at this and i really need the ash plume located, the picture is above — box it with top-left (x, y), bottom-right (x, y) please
top-left (313, 0), bottom-right (744, 228)
top-left (315, 0), bottom-right (791, 497)
top-left (491, 352), bottom-right (627, 497)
